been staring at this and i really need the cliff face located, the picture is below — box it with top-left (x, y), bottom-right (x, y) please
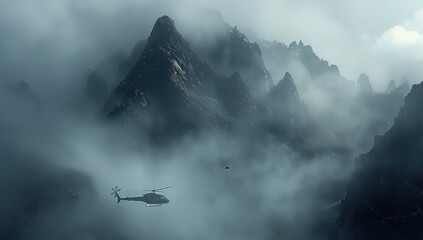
top-left (339, 82), bottom-right (423, 240)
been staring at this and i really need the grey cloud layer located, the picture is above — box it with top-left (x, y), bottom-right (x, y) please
top-left (2, 0), bottom-right (423, 92)
top-left (0, 1), bottom-right (420, 239)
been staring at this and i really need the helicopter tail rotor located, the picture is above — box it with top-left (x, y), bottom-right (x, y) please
top-left (111, 186), bottom-right (122, 203)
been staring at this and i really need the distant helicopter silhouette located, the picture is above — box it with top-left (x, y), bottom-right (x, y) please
top-left (111, 185), bottom-right (172, 207)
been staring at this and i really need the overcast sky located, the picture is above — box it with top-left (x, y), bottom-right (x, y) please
top-left (2, 0), bottom-right (423, 91)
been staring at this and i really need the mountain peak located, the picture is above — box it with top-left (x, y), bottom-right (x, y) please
top-left (282, 71), bottom-right (294, 83)
top-left (270, 72), bottom-right (299, 101)
top-left (398, 81), bottom-right (423, 124)
top-left (357, 72), bottom-right (373, 92)
top-left (277, 72), bottom-right (297, 92)
top-left (148, 16), bottom-right (183, 45)
top-left (262, 40), bottom-right (340, 80)
top-left (385, 79), bottom-right (396, 93)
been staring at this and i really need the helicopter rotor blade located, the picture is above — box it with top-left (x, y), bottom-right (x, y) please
top-left (136, 186), bottom-right (173, 192)
top-left (154, 185), bottom-right (173, 191)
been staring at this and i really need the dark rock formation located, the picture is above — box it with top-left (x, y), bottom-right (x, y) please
top-left (216, 72), bottom-right (257, 120)
top-left (267, 72), bottom-right (307, 127)
top-left (339, 81), bottom-right (423, 240)
top-left (261, 72), bottom-right (311, 152)
top-left (104, 16), bottom-right (258, 141)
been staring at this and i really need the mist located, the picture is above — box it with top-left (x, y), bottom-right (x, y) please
top-left (3, 0), bottom-right (423, 94)
top-left (0, 83), bottom-right (352, 239)
top-left (1, 1), bottom-right (422, 239)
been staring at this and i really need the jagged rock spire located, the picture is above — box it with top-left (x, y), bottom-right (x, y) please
top-left (148, 16), bottom-right (184, 46)
top-left (357, 73), bottom-right (373, 92)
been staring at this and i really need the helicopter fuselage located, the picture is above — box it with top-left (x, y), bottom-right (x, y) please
top-left (142, 193), bottom-right (169, 204)
top-left (119, 192), bottom-right (169, 205)
top-left (111, 186), bottom-right (172, 206)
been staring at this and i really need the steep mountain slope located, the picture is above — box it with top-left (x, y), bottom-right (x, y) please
top-left (104, 16), bottom-right (257, 140)
top-left (86, 39), bottom-right (148, 95)
top-left (267, 72), bottom-right (308, 128)
top-left (258, 72), bottom-right (312, 152)
top-left (180, 9), bottom-right (274, 96)
top-left (339, 81), bottom-right (423, 240)
top-left (259, 38), bottom-right (405, 153)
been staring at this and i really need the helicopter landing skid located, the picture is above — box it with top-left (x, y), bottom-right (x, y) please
top-left (145, 204), bottom-right (162, 207)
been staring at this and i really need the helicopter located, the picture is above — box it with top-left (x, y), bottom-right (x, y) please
top-left (111, 185), bottom-right (172, 207)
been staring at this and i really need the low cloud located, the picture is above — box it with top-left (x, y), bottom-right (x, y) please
top-left (1, 1), bottom-right (422, 239)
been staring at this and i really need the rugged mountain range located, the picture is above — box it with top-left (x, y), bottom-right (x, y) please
top-left (267, 72), bottom-right (307, 125)
top-left (261, 72), bottom-right (311, 151)
top-left (103, 16), bottom-right (262, 141)
top-left (94, 13), bottom-right (405, 154)
top-left (259, 40), bottom-right (340, 82)
top-left (339, 82), bottom-right (423, 240)
top-left (181, 9), bottom-right (274, 96)
top-left (259, 37), bottom-right (406, 152)
top-left (99, 15), bottom-right (311, 148)
top-left (385, 79), bottom-right (411, 97)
